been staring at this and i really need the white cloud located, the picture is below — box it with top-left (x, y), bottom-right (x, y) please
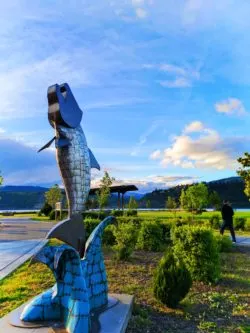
top-left (91, 174), bottom-right (198, 192)
top-left (150, 149), bottom-right (161, 160)
top-left (159, 78), bottom-right (191, 88)
top-left (215, 98), bottom-right (246, 115)
top-left (135, 8), bottom-right (147, 18)
top-left (131, 121), bottom-right (160, 156)
top-left (184, 121), bottom-right (205, 133)
top-left (153, 121), bottom-right (244, 170)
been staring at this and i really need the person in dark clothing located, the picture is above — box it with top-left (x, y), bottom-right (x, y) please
top-left (220, 200), bottom-right (236, 242)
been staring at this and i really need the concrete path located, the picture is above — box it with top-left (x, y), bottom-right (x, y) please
top-left (0, 218), bottom-right (55, 280)
top-left (236, 236), bottom-right (250, 247)
top-left (0, 218), bottom-right (55, 241)
top-left (0, 239), bottom-right (48, 280)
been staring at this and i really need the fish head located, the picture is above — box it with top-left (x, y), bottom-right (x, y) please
top-left (48, 83), bottom-right (83, 129)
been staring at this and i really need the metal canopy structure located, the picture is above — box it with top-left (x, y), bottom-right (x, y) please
top-left (89, 184), bottom-right (138, 210)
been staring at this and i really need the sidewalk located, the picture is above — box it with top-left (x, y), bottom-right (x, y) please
top-left (236, 236), bottom-right (250, 247)
top-left (0, 239), bottom-right (48, 280)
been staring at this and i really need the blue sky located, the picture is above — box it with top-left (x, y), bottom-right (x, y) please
top-left (1, 0), bottom-right (250, 192)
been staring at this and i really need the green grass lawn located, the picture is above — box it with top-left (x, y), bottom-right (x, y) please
top-left (0, 241), bottom-right (250, 332)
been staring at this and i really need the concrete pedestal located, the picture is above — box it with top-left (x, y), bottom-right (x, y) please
top-left (0, 294), bottom-right (134, 333)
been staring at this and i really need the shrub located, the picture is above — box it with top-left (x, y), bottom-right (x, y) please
top-left (234, 217), bottom-right (246, 231)
top-left (209, 214), bottom-right (221, 229)
top-left (137, 221), bottom-right (164, 252)
top-left (153, 249), bottom-right (192, 308)
top-left (103, 225), bottom-right (116, 246)
top-left (245, 219), bottom-right (250, 231)
top-left (126, 210), bottom-right (138, 216)
top-left (112, 222), bottom-right (138, 260)
top-left (49, 210), bottom-right (56, 220)
top-left (40, 202), bottom-right (53, 216)
top-left (84, 218), bottom-right (101, 238)
top-left (111, 210), bottom-right (124, 217)
top-left (117, 216), bottom-right (142, 227)
top-left (171, 225), bottom-right (220, 283)
top-left (215, 234), bottom-right (232, 252)
top-left (159, 221), bottom-right (173, 244)
top-left (82, 211), bottom-right (109, 220)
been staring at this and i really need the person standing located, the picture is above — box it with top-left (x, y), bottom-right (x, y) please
top-left (220, 200), bottom-right (236, 243)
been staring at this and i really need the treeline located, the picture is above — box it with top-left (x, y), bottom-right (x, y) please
top-left (140, 177), bottom-right (250, 209)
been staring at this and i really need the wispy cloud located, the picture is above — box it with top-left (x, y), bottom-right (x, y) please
top-left (215, 98), bottom-right (246, 115)
top-left (158, 78), bottom-right (191, 88)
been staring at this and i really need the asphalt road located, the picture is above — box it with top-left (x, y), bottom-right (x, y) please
top-left (0, 218), bottom-right (56, 242)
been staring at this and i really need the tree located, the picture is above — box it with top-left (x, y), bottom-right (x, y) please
top-left (0, 171), bottom-right (3, 186)
top-left (166, 196), bottom-right (177, 210)
top-left (146, 199), bottom-right (151, 209)
top-left (45, 184), bottom-right (62, 209)
top-left (180, 189), bottom-right (188, 210)
top-left (209, 191), bottom-right (221, 210)
top-left (237, 152), bottom-right (250, 198)
top-left (128, 196), bottom-right (138, 210)
top-left (185, 183), bottom-right (209, 212)
top-left (96, 171), bottom-right (115, 211)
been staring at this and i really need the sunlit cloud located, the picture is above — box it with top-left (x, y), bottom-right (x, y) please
top-left (215, 98), bottom-right (246, 115)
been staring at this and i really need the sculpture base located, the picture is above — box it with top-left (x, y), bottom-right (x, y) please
top-left (0, 294), bottom-right (134, 333)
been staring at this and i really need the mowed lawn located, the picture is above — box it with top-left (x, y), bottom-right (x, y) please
top-left (0, 241), bottom-right (250, 332)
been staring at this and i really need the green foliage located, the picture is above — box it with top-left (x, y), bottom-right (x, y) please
top-left (215, 234), bottom-right (232, 252)
top-left (209, 190), bottom-right (221, 210)
top-left (171, 225), bottom-right (220, 283)
top-left (39, 202), bottom-right (53, 216)
top-left (234, 217), bottom-right (246, 230)
top-left (209, 214), bottom-right (221, 229)
top-left (180, 189), bottom-right (188, 209)
top-left (96, 171), bottom-right (115, 210)
top-left (82, 211), bottom-right (109, 220)
top-left (153, 249), bottom-right (192, 308)
top-left (49, 209), bottom-right (56, 220)
top-left (146, 199), bottom-right (151, 209)
top-left (112, 222), bottom-right (138, 260)
top-left (136, 221), bottom-right (164, 251)
top-left (126, 209), bottom-right (138, 216)
top-left (185, 183), bottom-right (209, 211)
top-left (165, 196), bottom-right (177, 209)
top-left (237, 152), bottom-right (250, 198)
top-left (128, 196), bottom-right (138, 210)
top-left (84, 218), bottom-right (101, 237)
top-left (111, 209), bottom-right (124, 217)
top-left (45, 184), bottom-right (62, 209)
top-left (117, 216), bottom-right (142, 227)
top-left (102, 225), bottom-right (116, 246)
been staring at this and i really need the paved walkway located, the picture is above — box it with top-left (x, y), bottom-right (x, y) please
top-left (236, 236), bottom-right (250, 246)
top-left (0, 218), bottom-right (55, 280)
top-left (0, 239), bottom-right (48, 280)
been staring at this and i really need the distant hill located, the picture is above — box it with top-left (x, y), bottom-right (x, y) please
top-left (139, 176), bottom-right (250, 209)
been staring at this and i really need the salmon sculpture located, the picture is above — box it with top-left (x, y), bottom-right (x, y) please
top-left (15, 84), bottom-right (116, 333)
top-left (38, 83), bottom-right (100, 253)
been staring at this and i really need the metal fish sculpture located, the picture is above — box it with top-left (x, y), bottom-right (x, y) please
top-left (38, 83), bottom-right (100, 254)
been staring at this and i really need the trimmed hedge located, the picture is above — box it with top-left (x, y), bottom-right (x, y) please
top-left (209, 215), bottom-right (221, 229)
top-left (82, 211), bottom-right (110, 220)
top-left (125, 210), bottom-right (138, 216)
top-left (154, 249), bottom-right (192, 308)
top-left (136, 221), bottom-right (165, 252)
top-left (84, 218), bottom-right (116, 246)
top-left (111, 210), bottom-right (124, 217)
top-left (171, 225), bottom-right (220, 283)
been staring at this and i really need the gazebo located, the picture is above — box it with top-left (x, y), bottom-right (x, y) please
top-left (89, 184), bottom-right (138, 210)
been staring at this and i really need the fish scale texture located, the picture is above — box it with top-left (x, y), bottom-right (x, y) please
top-left (20, 216), bottom-right (114, 333)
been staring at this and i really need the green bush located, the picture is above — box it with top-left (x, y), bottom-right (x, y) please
top-left (214, 234), bottom-right (232, 252)
top-left (245, 219), bottom-right (250, 231)
top-left (136, 221), bottom-right (164, 252)
top-left (117, 216), bottom-right (142, 227)
top-left (84, 218), bottom-right (101, 238)
top-left (153, 249), bottom-right (192, 308)
top-left (234, 217), bottom-right (246, 231)
top-left (111, 210), bottom-right (124, 217)
top-left (40, 202), bottom-right (53, 216)
top-left (103, 225), bottom-right (116, 246)
top-left (49, 210), bottom-right (56, 220)
top-left (126, 210), bottom-right (138, 216)
top-left (171, 225), bottom-right (220, 283)
top-left (209, 214), bottom-right (221, 229)
top-left (82, 211), bottom-right (109, 220)
top-left (112, 222), bottom-right (138, 260)
top-left (159, 221), bottom-right (173, 244)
